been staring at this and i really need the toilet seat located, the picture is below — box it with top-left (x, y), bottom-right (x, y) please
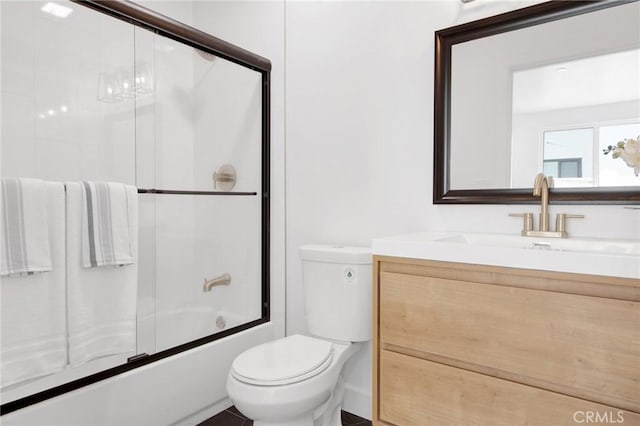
top-left (231, 335), bottom-right (334, 386)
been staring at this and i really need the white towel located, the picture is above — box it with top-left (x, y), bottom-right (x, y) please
top-left (1, 182), bottom-right (67, 388)
top-left (66, 182), bottom-right (138, 366)
top-left (81, 181), bottom-right (135, 268)
top-left (1, 178), bottom-right (52, 276)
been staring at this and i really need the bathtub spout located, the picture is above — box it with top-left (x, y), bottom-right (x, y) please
top-left (203, 273), bottom-right (231, 291)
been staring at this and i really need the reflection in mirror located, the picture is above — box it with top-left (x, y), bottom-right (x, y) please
top-left (1, 0), bottom-right (267, 409)
top-left (539, 123), bottom-right (640, 188)
top-left (440, 0), bottom-right (640, 203)
top-left (512, 48), bottom-right (640, 189)
top-left (542, 128), bottom-right (593, 187)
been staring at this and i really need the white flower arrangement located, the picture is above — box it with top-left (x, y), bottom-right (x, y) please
top-left (603, 136), bottom-right (640, 177)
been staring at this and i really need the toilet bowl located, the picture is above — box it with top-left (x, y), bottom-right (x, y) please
top-left (226, 334), bottom-right (362, 426)
top-left (226, 245), bottom-right (372, 426)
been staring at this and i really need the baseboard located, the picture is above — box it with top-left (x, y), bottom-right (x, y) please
top-left (342, 382), bottom-right (372, 420)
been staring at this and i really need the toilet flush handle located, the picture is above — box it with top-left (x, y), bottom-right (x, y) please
top-left (344, 267), bottom-right (355, 281)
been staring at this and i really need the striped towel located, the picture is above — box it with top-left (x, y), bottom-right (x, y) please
top-left (81, 181), bottom-right (135, 268)
top-left (1, 178), bottom-right (52, 276)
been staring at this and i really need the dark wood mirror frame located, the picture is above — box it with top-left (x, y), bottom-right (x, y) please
top-left (433, 0), bottom-right (640, 205)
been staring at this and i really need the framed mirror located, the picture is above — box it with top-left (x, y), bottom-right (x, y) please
top-left (434, 0), bottom-right (640, 204)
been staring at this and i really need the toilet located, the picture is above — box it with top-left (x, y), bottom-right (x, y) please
top-left (226, 245), bottom-right (372, 426)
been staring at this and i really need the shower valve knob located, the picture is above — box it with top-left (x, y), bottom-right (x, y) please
top-left (213, 164), bottom-right (237, 191)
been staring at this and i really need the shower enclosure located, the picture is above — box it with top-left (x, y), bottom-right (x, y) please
top-left (0, 0), bottom-right (270, 414)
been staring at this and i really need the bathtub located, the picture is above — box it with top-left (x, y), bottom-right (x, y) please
top-left (1, 306), bottom-right (254, 407)
top-left (142, 307), bottom-right (254, 353)
top-left (2, 322), bottom-right (274, 426)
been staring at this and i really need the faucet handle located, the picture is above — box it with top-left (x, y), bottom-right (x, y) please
top-left (555, 213), bottom-right (584, 235)
top-left (509, 212), bottom-right (534, 234)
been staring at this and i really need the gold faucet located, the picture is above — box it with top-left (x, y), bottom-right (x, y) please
top-left (509, 173), bottom-right (583, 238)
top-left (533, 173), bottom-right (552, 232)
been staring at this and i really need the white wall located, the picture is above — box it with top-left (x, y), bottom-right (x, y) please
top-left (285, 1), bottom-right (459, 418)
top-left (285, 0), bottom-right (640, 420)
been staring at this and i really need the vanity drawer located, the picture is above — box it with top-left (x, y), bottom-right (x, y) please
top-left (379, 271), bottom-right (640, 411)
top-left (379, 349), bottom-right (640, 426)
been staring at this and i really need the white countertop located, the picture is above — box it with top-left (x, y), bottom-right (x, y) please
top-left (372, 231), bottom-right (640, 280)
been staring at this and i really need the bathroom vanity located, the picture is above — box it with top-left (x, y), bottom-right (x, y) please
top-left (372, 232), bottom-right (640, 425)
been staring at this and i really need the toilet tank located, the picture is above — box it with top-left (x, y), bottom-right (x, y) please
top-left (299, 245), bottom-right (372, 342)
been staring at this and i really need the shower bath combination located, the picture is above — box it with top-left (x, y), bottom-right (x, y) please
top-left (0, 0), bottom-right (271, 419)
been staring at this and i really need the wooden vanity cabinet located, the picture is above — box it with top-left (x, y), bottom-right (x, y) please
top-left (372, 256), bottom-right (640, 426)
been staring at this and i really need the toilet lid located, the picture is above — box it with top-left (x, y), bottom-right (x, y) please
top-left (231, 334), bottom-right (334, 386)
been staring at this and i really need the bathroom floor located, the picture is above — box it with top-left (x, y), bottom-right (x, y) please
top-left (198, 406), bottom-right (372, 426)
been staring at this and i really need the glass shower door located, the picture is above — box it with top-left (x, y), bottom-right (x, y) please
top-left (1, 1), bottom-right (268, 410)
top-left (134, 30), bottom-right (264, 356)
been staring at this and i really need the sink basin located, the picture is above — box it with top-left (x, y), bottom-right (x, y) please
top-left (435, 232), bottom-right (639, 256)
top-left (372, 232), bottom-right (640, 279)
